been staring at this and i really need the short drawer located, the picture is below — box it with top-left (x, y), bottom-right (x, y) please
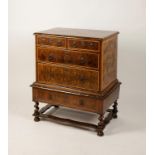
top-left (37, 47), bottom-right (99, 69)
top-left (37, 63), bottom-right (99, 91)
top-left (68, 38), bottom-right (100, 52)
top-left (36, 35), bottom-right (66, 48)
top-left (33, 87), bottom-right (100, 113)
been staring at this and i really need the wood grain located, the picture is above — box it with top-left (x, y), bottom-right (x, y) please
top-left (33, 87), bottom-right (101, 113)
top-left (32, 28), bottom-right (121, 136)
top-left (37, 63), bottom-right (99, 91)
top-left (101, 36), bottom-right (117, 90)
top-left (37, 46), bottom-right (99, 69)
top-left (36, 35), bottom-right (66, 48)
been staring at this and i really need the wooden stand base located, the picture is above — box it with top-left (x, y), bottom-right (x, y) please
top-left (33, 101), bottom-right (118, 136)
top-left (32, 81), bottom-right (121, 136)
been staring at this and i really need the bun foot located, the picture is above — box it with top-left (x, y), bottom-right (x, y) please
top-left (112, 114), bottom-right (118, 119)
top-left (34, 117), bottom-right (40, 122)
top-left (97, 131), bottom-right (104, 136)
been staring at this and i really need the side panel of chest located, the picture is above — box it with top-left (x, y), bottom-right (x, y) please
top-left (37, 63), bottom-right (99, 91)
top-left (100, 36), bottom-right (117, 90)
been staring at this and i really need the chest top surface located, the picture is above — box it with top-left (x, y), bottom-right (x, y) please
top-left (34, 27), bottom-right (119, 39)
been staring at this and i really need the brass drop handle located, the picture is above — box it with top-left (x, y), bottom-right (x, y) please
top-left (80, 56), bottom-right (86, 64)
top-left (81, 42), bottom-right (85, 47)
top-left (48, 54), bottom-right (55, 61)
top-left (79, 75), bottom-right (85, 82)
top-left (79, 99), bottom-right (84, 106)
top-left (56, 41), bottom-right (62, 46)
top-left (88, 42), bottom-right (94, 46)
top-left (72, 41), bottom-right (78, 48)
top-left (48, 38), bottom-right (52, 44)
top-left (48, 94), bottom-right (53, 100)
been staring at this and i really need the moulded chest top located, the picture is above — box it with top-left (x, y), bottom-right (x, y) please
top-left (34, 27), bottom-right (119, 39)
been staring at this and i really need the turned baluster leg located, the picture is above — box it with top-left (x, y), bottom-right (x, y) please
top-left (97, 114), bottom-right (105, 136)
top-left (33, 102), bottom-right (40, 122)
top-left (112, 100), bottom-right (118, 119)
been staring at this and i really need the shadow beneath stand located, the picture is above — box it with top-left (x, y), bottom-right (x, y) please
top-left (41, 106), bottom-right (98, 132)
top-left (39, 106), bottom-right (145, 135)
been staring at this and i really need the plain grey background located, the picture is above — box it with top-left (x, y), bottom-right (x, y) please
top-left (9, 0), bottom-right (145, 155)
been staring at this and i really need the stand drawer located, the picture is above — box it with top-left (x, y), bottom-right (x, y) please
top-left (33, 87), bottom-right (100, 113)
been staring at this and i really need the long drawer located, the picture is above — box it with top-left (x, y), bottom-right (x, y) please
top-left (37, 46), bottom-right (99, 69)
top-left (33, 87), bottom-right (101, 113)
top-left (37, 63), bottom-right (99, 91)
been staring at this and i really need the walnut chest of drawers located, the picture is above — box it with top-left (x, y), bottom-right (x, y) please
top-left (31, 28), bottom-right (121, 136)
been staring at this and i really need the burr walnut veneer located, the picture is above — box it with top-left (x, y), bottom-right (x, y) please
top-left (31, 28), bottom-right (121, 136)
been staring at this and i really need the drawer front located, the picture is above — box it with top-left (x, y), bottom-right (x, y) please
top-left (37, 63), bottom-right (99, 91)
top-left (37, 47), bottom-right (99, 69)
top-left (33, 87), bottom-right (100, 113)
top-left (36, 35), bottom-right (66, 48)
top-left (68, 38), bottom-right (100, 51)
